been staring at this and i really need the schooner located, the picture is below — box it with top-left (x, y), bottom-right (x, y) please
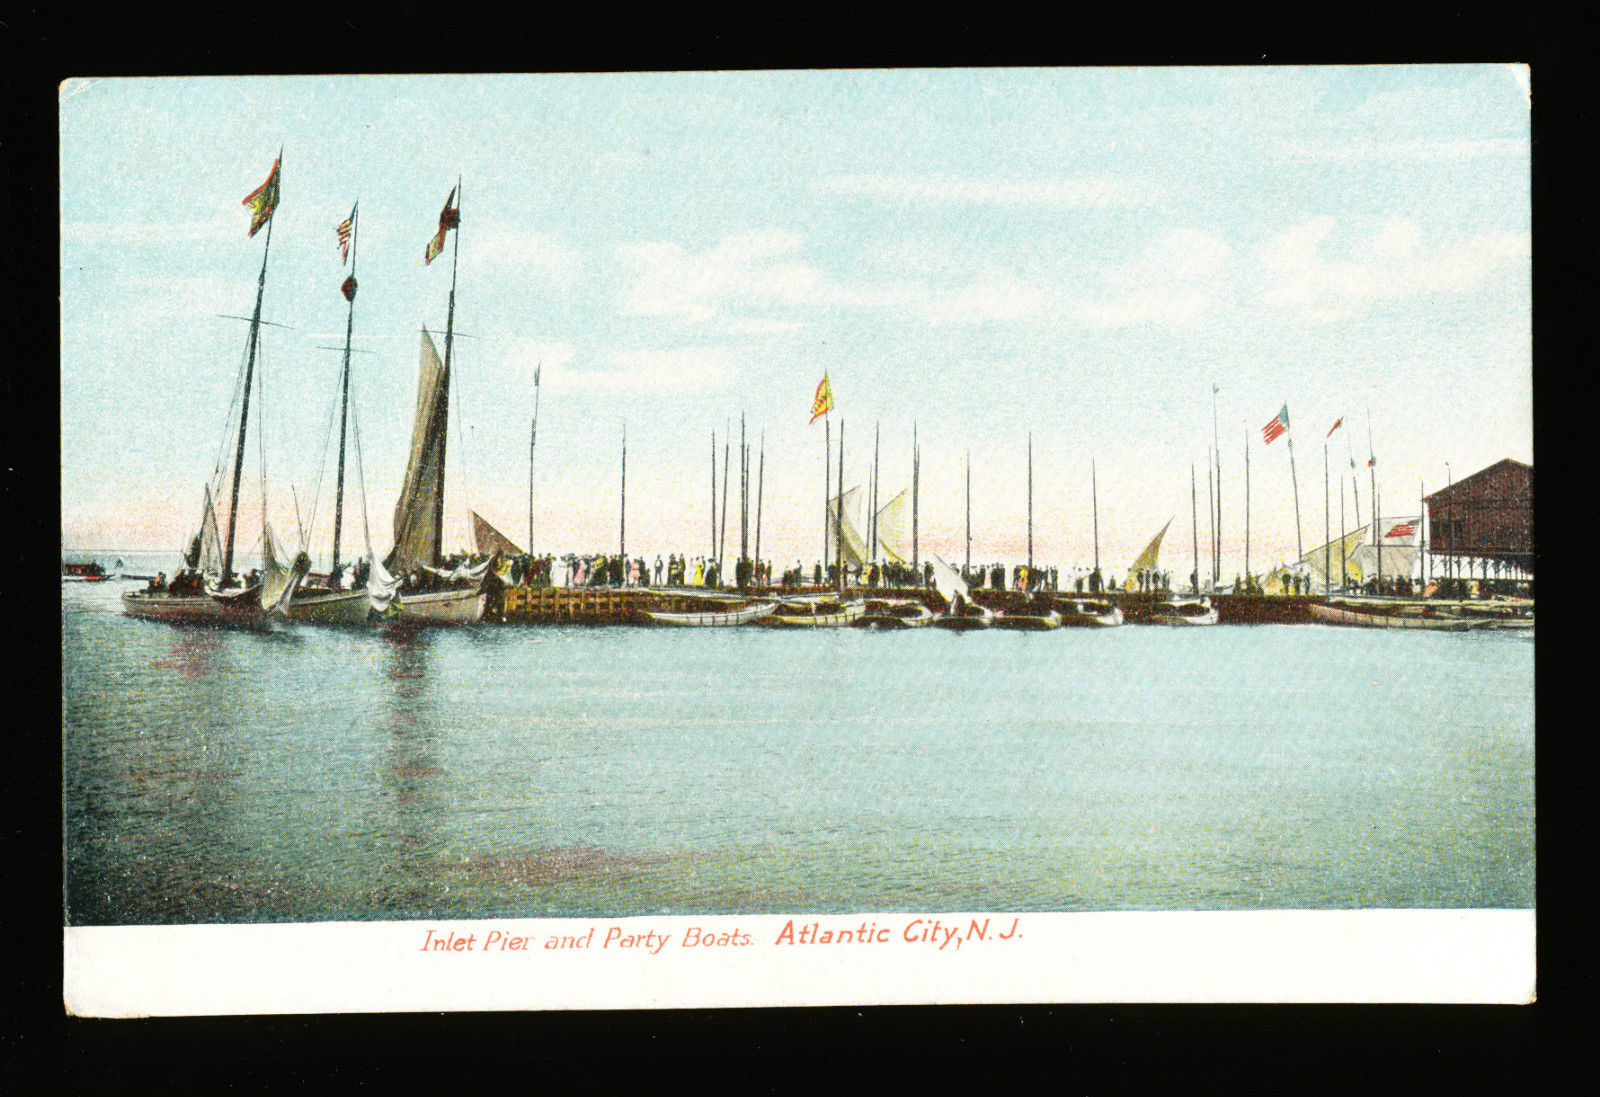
top-left (122, 154), bottom-right (309, 625)
top-left (383, 180), bottom-right (489, 624)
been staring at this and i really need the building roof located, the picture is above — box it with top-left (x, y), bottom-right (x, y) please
top-left (1424, 458), bottom-right (1532, 503)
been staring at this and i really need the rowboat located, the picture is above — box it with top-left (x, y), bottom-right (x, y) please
top-left (1052, 597), bottom-right (1123, 628)
top-left (122, 583), bottom-right (271, 627)
top-left (755, 598), bottom-right (866, 628)
top-left (285, 586), bottom-right (374, 625)
top-left (1309, 602), bottom-right (1495, 631)
top-left (1149, 597), bottom-right (1218, 626)
top-left (932, 600), bottom-right (994, 631)
top-left (994, 607), bottom-right (1062, 631)
top-left (639, 599), bottom-right (775, 627)
top-left (389, 584), bottom-right (488, 626)
top-left (853, 599), bottom-right (935, 629)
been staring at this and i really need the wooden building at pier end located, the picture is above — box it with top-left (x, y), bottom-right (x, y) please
top-left (1425, 458), bottom-right (1533, 579)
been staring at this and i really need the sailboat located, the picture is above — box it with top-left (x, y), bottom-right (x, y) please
top-left (928, 554), bottom-right (994, 630)
top-left (123, 154), bottom-right (309, 626)
top-left (383, 182), bottom-right (488, 625)
top-left (287, 201), bottom-right (393, 625)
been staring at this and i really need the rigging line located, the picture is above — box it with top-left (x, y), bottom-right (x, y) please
top-left (446, 337), bottom-right (476, 553)
top-left (350, 394), bottom-right (376, 558)
top-left (302, 358), bottom-right (344, 555)
top-left (211, 334), bottom-right (253, 499)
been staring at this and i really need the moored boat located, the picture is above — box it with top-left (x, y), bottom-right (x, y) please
top-left (994, 606), bottom-right (1062, 630)
top-left (755, 597), bottom-right (866, 627)
top-left (853, 598), bottom-right (935, 629)
top-left (639, 596), bottom-right (776, 627)
top-left (1149, 596), bottom-right (1218, 626)
top-left (285, 586), bottom-right (375, 625)
top-left (932, 598), bottom-right (994, 631)
top-left (1309, 602), bottom-right (1495, 631)
top-left (1052, 596), bottom-right (1124, 627)
top-left (382, 182), bottom-right (485, 626)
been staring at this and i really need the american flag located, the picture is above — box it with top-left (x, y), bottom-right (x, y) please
top-left (1261, 403), bottom-right (1289, 445)
top-left (336, 203), bottom-right (356, 264)
top-left (1386, 522), bottom-right (1416, 539)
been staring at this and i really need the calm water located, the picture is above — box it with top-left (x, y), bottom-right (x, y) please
top-left (63, 573), bottom-right (1534, 925)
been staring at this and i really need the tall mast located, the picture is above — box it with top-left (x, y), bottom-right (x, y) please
top-left (1212, 384), bottom-right (1221, 586)
top-left (1091, 459), bottom-right (1100, 575)
top-left (330, 199), bottom-right (357, 577)
top-left (1244, 431), bottom-right (1251, 584)
top-left (528, 363), bottom-right (540, 554)
top-left (1190, 463), bottom-right (1199, 594)
top-left (871, 422), bottom-right (880, 564)
top-left (1323, 441), bottom-right (1330, 594)
top-left (719, 425), bottom-right (730, 571)
top-left (1340, 477), bottom-right (1346, 590)
top-left (222, 153), bottom-right (279, 587)
top-left (1026, 432), bottom-right (1033, 580)
top-left (823, 418), bottom-right (830, 575)
top-left (710, 430), bottom-right (717, 559)
top-left (1205, 453), bottom-right (1214, 590)
top-left (755, 433), bottom-right (764, 573)
top-left (965, 450), bottom-right (971, 577)
top-left (836, 419), bottom-right (845, 592)
top-left (1419, 478), bottom-right (1427, 588)
top-left (911, 422), bottom-right (919, 580)
top-left (431, 176), bottom-right (462, 565)
top-left (1368, 405), bottom-right (1379, 590)
top-left (619, 422), bottom-right (627, 564)
top-left (1286, 408), bottom-right (1304, 562)
top-left (739, 413), bottom-right (748, 565)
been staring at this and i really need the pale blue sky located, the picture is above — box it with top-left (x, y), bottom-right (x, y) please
top-left (60, 68), bottom-right (1530, 573)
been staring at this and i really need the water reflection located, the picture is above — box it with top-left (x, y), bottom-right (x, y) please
top-left (368, 627), bottom-right (446, 915)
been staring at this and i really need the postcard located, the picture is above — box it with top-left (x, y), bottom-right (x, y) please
top-left (61, 67), bottom-right (1533, 1015)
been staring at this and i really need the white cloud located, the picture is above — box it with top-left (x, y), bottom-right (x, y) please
top-left (552, 347), bottom-right (738, 392)
top-left (813, 173), bottom-right (1158, 208)
top-left (1259, 216), bottom-right (1529, 320)
top-left (1071, 228), bottom-right (1233, 328)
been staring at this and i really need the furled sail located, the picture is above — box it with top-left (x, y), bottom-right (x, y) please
top-left (192, 484), bottom-right (223, 575)
top-left (471, 510), bottom-right (524, 557)
top-left (260, 523), bottom-right (311, 612)
top-left (826, 486), bottom-right (870, 568)
top-left (1129, 518), bottom-right (1173, 575)
top-left (387, 328), bottom-right (449, 573)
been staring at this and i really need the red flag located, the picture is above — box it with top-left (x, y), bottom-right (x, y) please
top-left (1386, 522), bottom-right (1415, 539)
top-left (425, 186), bottom-right (460, 265)
top-left (1261, 404), bottom-right (1289, 445)
top-left (810, 373), bottom-right (834, 424)
top-left (1326, 417), bottom-right (1342, 438)
top-left (242, 157), bottom-right (281, 237)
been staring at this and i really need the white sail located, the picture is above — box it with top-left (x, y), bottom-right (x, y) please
top-left (364, 551), bottom-right (400, 613)
top-left (387, 328), bottom-right (449, 574)
top-left (260, 523), bottom-right (310, 612)
top-left (826, 486), bottom-right (871, 568)
top-left (874, 488), bottom-right (909, 564)
top-left (929, 553), bottom-right (969, 609)
top-left (1129, 518), bottom-right (1174, 575)
top-left (195, 484), bottom-right (223, 575)
top-left (471, 510), bottom-right (524, 557)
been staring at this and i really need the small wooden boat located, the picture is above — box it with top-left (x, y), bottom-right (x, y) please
top-left (391, 585), bottom-right (488, 626)
top-left (853, 599), bottom-right (935, 629)
top-left (994, 607), bottom-right (1062, 631)
top-left (932, 600), bottom-right (995, 631)
top-left (639, 598), bottom-right (775, 627)
top-left (286, 586), bottom-right (374, 625)
top-left (1149, 597), bottom-right (1218, 626)
top-left (1052, 597), bottom-right (1124, 628)
top-left (1309, 602), bottom-right (1494, 631)
top-left (62, 560), bottom-right (109, 582)
top-left (755, 597), bottom-right (866, 628)
top-left (122, 583), bottom-right (270, 627)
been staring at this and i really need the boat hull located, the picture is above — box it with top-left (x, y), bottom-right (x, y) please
top-left (640, 602), bottom-right (775, 627)
top-left (755, 601), bottom-right (867, 628)
top-left (121, 588), bottom-right (269, 627)
top-left (1309, 603), bottom-right (1494, 631)
top-left (286, 588), bottom-right (373, 625)
top-left (994, 609), bottom-right (1061, 631)
top-left (393, 587), bottom-right (487, 625)
top-left (932, 614), bottom-right (993, 631)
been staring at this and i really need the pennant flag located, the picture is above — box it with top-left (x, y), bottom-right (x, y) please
top-left (1367, 456), bottom-right (1375, 468)
top-left (242, 157), bottom-right (281, 237)
top-left (336, 203), bottom-right (357, 263)
top-left (810, 373), bottom-right (834, 423)
top-left (1386, 522), bottom-right (1415, 539)
top-left (425, 186), bottom-right (460, 265)
top-left (1327, 417), bottom-right (1343, 438)
top-left (340, 275), bottom-right (358, 302)
top-left (1261, 403), bottom-right (1289, 445)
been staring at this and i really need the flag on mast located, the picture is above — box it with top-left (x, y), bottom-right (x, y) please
top-left (810, 373), bottom-right (834, 423)
top-left (425, 185), bottom-right (460, 264)
top-left (242, 157), bottom-right (281, 237)
top-left (1261, 404), bottom-right (1289, 445)
top-left (1326, 417), bottom-right (1343, 438)
top-left (336, 203), bottom-right (356, 263)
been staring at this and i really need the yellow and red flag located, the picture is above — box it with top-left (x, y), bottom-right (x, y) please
top-left (810, 372), bottom-right (834, 423)
top-left (425, 185), bottom-right (460, 265)
top-left (241, 157), bottom-right (280, 237)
